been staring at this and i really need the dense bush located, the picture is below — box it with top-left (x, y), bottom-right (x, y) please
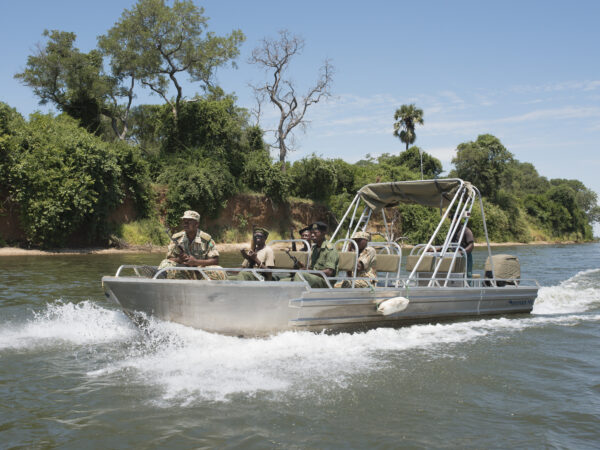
top-left (242, 150), bottom-right (290, 204)
top-left (396, 205), bottom-right (448, 245)
top-left (157, 157), bottom-right (237, 227)
top-left (289, 155), bottom-right (338, 201)
top-left (119, 218), bottom-right (170, 246)
top-left (1, 111), bottom-right (151, 247)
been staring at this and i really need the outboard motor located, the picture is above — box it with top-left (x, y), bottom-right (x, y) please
top-left (484, 254), bottom-right (520, 287)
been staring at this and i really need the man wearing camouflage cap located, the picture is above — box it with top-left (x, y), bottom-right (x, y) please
top-left (293, 221), bottom-right (339, 288)
top-left (158, 210), bottom-right (226, 280)
top-left (334, 230), bottom-right (377, 288)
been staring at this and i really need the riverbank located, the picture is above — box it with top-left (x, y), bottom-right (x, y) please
top-left (0, 240), bottom-right (590, 256)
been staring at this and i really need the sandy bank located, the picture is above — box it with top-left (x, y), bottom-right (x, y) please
top-left (0, 240), bottom-right (588, 256)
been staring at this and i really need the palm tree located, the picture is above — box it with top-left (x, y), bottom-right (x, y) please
top-left (393, 104), bottom-right (424, 151)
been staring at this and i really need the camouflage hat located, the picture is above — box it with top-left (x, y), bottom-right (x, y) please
top-left (351, 231), bottom-right (371, 241)
top-left (253, 226), bottom-right (269, 238)
top-left (181, 210), bottom-right (200, 221)
top-left (311, 221), bottom-right (328, 232)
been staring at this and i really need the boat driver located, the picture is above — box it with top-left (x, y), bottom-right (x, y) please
top-left (292, 221), bottom-right (339, 288)
top-left (157, 210), bottom-right (226, 280)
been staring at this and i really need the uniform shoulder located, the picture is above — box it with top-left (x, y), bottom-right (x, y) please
top-left (324, 242), bottom-right (336, 250)
top-left (172, 231), bottom-right (185, 239)
top-left (198, 231), bottom-right (212, 241)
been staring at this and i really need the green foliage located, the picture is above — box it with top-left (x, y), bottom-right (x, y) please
top-left (468, 201), bottom-right (510, 242)
top-left (2, 112), bottom-right (151, 247)
top-left (501, 161), bottom-right (550, 195)
top-left (15, 30), bottom-right (115, 136)
top-left (119, 218), bottom-right (170, 246)
top-left (242, 151), bottom-right (290, 204)
top-left (396, 204), bottom-right (447, 245)
top-left (289, 155), bottom-right (338, 201)
top-left (452, 134), bottom-right (513, 198)
top-left (330, 159), bottom-right (356, 194)
top-left (328, 192), bottom-right (354, 223)
top-left (0, 103), bottom-right (25, 183)
top-left (393, 104), bottom-right (424, 150)
top-left (99, 0), bottom-right (245, 120)
top-left (379, 147), bottom-right (442, 178)
top-left (157, 157), bottom-right (237, 226)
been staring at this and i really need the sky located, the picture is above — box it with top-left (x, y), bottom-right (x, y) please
top-left (1, 0), bottom-right (599, 233)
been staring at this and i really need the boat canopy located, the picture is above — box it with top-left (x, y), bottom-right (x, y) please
top-left (357, 179), bottom-right (469, 212)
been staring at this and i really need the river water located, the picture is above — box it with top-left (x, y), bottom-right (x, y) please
top-left (1, 244), bottom-right (599, 448)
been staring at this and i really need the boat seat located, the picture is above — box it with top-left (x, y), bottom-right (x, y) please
top-left (436, 256), bottom-right (466, 273)
top-left (375, 254), bottom-right (401, 273)
top-left (272, 250), bottom-right (310, 269)
top-left (337, 252), bottom-right (358, 272)
top-left (405, 255), bottom-right (436, 272)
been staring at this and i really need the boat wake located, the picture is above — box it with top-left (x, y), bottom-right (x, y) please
top-left (2, 268), bottom-right (598, 404)
top-left (0, 300), bottom-right (137, 351)
top-left (533, 268), bottom-right (600, 314)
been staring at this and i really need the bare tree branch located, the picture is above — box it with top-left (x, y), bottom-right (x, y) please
top-left (249, 30), bottom-right (333, 171)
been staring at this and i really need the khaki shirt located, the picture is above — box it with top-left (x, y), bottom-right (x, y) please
top-left (166, 230), bottom-right (219, 260)
top-left (241, 246), bottom-right (275, 268)
top-left (310, 241), bottom-right (339, 275)
top-left (357, 246), bottom-right (377, 279)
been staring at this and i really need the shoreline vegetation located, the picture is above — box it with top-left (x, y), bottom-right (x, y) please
top-left (0, 240), bottom-right (594, 257)
top-left (2, 0), bottom-right (598, 249)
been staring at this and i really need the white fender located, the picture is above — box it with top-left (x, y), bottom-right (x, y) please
top-left (377, 296), bottom-right (410, 315)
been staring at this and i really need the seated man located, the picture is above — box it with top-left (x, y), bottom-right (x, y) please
top-left (290, 225), bottom-right (312, 252)
top-left (158, 210), bottom-right (226, 280)
top-left (334, 231), bottom-right (377, 288)
top-left (229, 227), bottom-right (275, 281)
top-left (293, 221), bottom-right (339, 288)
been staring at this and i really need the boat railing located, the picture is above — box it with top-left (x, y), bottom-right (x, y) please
top-left (112, 265), bottom-right (538, 289)
top-left (368, 241), bottom-right (402, 255)
top-left (268, 239), bottom-right (312, 252)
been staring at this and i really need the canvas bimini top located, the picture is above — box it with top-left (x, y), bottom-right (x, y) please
top-left (357, 179), bottom-right (473, 212)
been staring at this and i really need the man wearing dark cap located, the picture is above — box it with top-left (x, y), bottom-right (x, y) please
top-left (294, 221), bottom-right (339, 288)
top-left (230, 226), bottom-right (275, 281)
top-left (290, 225), bottom-right (312, 251)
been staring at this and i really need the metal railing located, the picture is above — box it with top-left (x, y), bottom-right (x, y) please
top-left (112, 264), bottom-right (538, 290)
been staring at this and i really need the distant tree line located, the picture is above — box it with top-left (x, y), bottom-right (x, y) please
top-left (1, 0), bottom-right (597, 247)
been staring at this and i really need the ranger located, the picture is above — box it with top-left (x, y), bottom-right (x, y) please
top-left (158, 210), bottom-right (225, 280)
top-left (293, 221), bottom-right (339, 288)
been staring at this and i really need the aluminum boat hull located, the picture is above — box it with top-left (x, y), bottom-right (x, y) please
top-left (102, 277), bottom-right (538, 336)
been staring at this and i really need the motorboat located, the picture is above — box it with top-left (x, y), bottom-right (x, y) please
top-left (102, 179), bottom-right (539, 336)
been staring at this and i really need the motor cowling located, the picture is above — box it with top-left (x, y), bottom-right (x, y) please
top-left (484, 254), bottom-right (520, 286)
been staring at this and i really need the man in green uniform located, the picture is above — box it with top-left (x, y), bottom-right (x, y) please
top-left (158, 210), bottom-right (226, 280)
top-left (293, 221), bottom-right (339, 288)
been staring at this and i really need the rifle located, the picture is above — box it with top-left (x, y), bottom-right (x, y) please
top-left (241, 248), bottom-right (261, 268)
top-left (285, 249), bottom-right (302, 270)
top-left (164, 227), bottom-right (187, 257)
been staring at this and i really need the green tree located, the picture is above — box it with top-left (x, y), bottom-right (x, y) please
top-left (2, 112), bottom-right (151, 247)
top-left (242, 150), bottom-right (290, 204)
top-left (99, 0), bottom-right (244, 123)
top-left (451, 134), bottom-right (513, 198)
top-left (289, 155), bottom-right (337, 201)
top-left (379, 147), bottom-right (442, 178)
top-left (393, 104), bottom-right (424, 151)
top-left (14, 30), bottom-right (121, 136)
top-left (157, 157), bottom-right (237, 226)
